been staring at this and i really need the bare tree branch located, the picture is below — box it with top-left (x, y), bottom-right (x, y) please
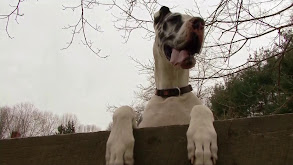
top-left (93, 0), bottom-right (292, 79)
top-left (61, 0), bottom-right (108, 58)
top-left (2, 0), bottom-right (292, 78)
top-left (0, 0), bottom-right (24, 38)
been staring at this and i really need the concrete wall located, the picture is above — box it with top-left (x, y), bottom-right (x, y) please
top-left (1, 113), bottom-right (293, 165)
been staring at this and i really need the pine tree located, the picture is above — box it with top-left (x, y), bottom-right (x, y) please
top-left (56, 121), bottom-right (76, 134)
top-left (210, 31), bottom-right (293, 119)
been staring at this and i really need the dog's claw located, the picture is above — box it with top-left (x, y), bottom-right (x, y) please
top-left (212, 157), bottom-right (216, 165)
top-left (191, 157), bottom-right (194, 164)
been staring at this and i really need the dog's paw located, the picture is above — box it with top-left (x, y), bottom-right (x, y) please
top-left (106, 134), bottom-right (134, 165)
top-left (186, 105), bottom-right (218, 165)
top-left (106, 106), bottom-right (136, 165)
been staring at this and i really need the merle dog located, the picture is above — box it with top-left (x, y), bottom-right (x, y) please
top-left (106, 6), bottom-right (218, 165)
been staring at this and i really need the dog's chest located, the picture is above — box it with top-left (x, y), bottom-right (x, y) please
top-left (139, 92), bottom-right (202, 128)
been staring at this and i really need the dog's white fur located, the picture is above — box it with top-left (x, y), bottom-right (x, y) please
top-left (106, 8), bottom-right (217, 165)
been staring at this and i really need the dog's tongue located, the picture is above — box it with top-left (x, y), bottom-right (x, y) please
top-left (170, 48), bottom-right (189, 66)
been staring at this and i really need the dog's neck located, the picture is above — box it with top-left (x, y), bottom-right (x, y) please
top-left (153, 45), bottom-right (189, 90)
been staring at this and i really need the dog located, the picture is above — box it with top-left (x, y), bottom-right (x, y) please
top-left (106, 6), bottom-right (218, 165)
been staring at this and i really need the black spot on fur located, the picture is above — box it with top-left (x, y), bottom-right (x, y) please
top-left (167, 15), bottom-right (182, 24)
top-left (164, 14), bottom-right (183, 32)
top-left (174, 20), bottom-right (183, 32)
top-left (158, 32), bottom-right (165, 40)
top-left (154, 6), bottom-right (171, 25)
top-left (163, 22), bottom-right (167, 31)
top-left (165, 35), bottom-right (175, 40)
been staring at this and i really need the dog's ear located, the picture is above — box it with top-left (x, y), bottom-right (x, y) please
top-left (154, 6), bottom-right (171, 26)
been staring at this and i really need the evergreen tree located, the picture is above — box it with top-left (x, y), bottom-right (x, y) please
top-left (210, 31), bottom-right (293, 119)
top-left (56, 121), bottom-right (76, 134)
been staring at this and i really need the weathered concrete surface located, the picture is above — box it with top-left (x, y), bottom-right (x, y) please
top-left (0, 113), bottom-right (293, 165)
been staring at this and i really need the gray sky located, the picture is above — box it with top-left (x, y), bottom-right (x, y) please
top-left (0, 0), bottom-right (156, 129)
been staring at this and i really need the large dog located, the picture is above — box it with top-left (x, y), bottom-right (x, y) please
top-left (106, 6), bottom-right (218, 165)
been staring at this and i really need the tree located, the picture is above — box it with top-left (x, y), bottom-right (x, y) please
top-left (77, 124), bottom-right (100, 133)
top-left (58, 113), bottom-right (101, 133)
top-left (210, 31), bottom-right (293, 119)
top-left (59, 113), bottom-right (78, 128)
top-left (0, 106), bottom-right (12, 139)
top-left (0, 103), bottom-right (60, 139)
top-left (56, 121), bottom-right (76, 134)
top-left (0, 103), bottom-right (100, 139)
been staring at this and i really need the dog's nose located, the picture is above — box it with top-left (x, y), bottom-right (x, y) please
top-left (192, 17), bottom-right (205, 30)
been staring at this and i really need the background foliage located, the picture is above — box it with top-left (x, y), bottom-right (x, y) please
top-left (210, 31), bottom-right (293, 119)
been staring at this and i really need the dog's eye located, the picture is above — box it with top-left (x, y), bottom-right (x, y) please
top-left (167, 15), bottom-right (182, 24)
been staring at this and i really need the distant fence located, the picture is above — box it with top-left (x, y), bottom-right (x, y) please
top-left (1, 113), bottom-right (293, 165)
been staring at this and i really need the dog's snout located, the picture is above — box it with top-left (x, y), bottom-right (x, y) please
top-left (191, 17), bottom-right (205, 30)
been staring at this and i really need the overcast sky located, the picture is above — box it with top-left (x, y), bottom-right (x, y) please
top-left (0, 0), bottom-right (287, 130)
top-left (0, 0), bottom-right (157, 129)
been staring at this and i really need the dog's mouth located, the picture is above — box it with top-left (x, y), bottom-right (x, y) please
top-left (163, 36), bottom-right (201, 69)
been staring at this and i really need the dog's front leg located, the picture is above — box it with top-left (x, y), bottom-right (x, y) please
top-left (186, 105), bottom-right (218, 165)
top-left (106, 106), bottom-right (136, 165)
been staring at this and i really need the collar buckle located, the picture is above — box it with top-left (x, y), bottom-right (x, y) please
top-left (175, 87), bottom-right (181, 96)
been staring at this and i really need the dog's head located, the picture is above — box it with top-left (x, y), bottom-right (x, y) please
top-left (153, 6), bottom-right (205, 69)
